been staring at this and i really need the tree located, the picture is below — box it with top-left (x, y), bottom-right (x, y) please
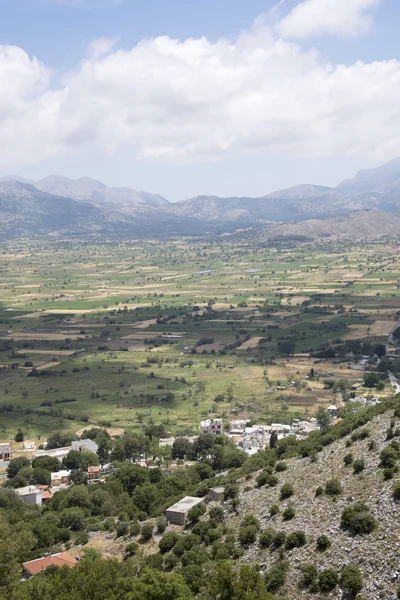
top-left (141, 522), bottom-right (154, 542)
top-left (316, 534), bottom-right (331, 551)
top-left (325, 478), bottom-right (342, 496)
top-left (363, 372), bottom-right (380, 388)
top-left (340, 565), bottom-right (363, 596)
top-left (188, 503), bottom-right (206, 523)
top-left (14, 429), bottom-right (24, 443)
top-left (172, 437), bottom-right (193, 460)
top-left (7, 457), bottom-right (29, 479)
top-left (280, 483), bottom-right (294, 500)
top-left (316, 407), bottom-right (331, 428)
top-left (269, 431), bottom-right (278, 449)
top-left (318, 569), bottom-right (338, 592)
top-left (159, 532), bottom-right (179, 554)
top-left (239, 525), bottom-right (258, 546)
top-left (278, 341), bottom-right (295, 356)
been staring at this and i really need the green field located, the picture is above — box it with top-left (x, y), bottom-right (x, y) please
top-left (1, 236), bottom-right (399, 445)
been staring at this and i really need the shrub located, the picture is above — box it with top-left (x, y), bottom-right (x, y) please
top-left (341, 503), bottom-right (377, 535)
top-left (318, 569), bottom-right (338, 592)
top-left (316, 534), bottom-right (331, 551)
top-left (285, 530), bottom-right (306, 549)
top-left (188, 503), bottom-right (206, 523)
top-left (141, 523), bottom-right (154, 542)
top-left (159, 532), bottom-right (179, 553)
top-left (353, 458), bottom-right (365, 474)
top-left (259, 528), bottom-right (276, 548)
top-left (325, 478), bottom-right (342, 496)
top-left (272, 531), bottom-right (286, 548)
top-left (125, 542), bottom-right (139, 557)
top-left (275, 461), bottom-right (287, 472)
top-left (300, 563), bottom-right (318, 589)
top-left (393, 482), bottom-right (400, 500)
top-left (156, 516), bottom-right (167, 534)
top-left (74, 531), bottom-right (89, 546)
top-left (116, 522), bottom-right (129, 538)
top-left (315, 486), bottom-right (324, 497)
top-left (344, 453), bottom-right (353, 465)
top-left (224, 483), bottom-right (239, 499)
top-left (282, 507), bottom-right (295, 521)
top-left (280, 483), bottom-right (294, 500)
top-left (380, 445), bottom-right (398, 468)
top-left (265, 561), bottom-right (289, 593)
top-left (257, 471), bottom-right (279, 488)
top-left (164, 552), bottom-right (179, 571)
top-left (238, 525), bottom-right (258, 546)
top-left (241, 515), bottom-right (260, 530)
top-left (130, 521), bottom-right (141, 537)
top-left (340, 565), bottom-right (363, 596)
top-left (384, 467), bottom-right (396, 480)
top-left (368, 439), bottom-right (377, 451)
top-left (209, 506), bottom-right (224, 522)
top-left (270, 504), bottom-right (280, 516)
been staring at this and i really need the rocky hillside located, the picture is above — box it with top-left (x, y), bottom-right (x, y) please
top-left (256, 209), bottom-right (400, 242)
top-left (228, 406), bottom-right (400, 599)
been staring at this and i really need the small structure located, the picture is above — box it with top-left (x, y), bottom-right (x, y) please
top-left (33, 447), bottom-right (72, 461)
top-left (22, 552), bottom-right (78, 578)
top-left (0, 443), bottom-right (11, 461)
top-left (200, 418), bottom-right (222, 435)
top-left (71, 439), bottom-right (98, 453)
top-left (159, 437), bottom-right (176, 447)
top-left (15, 486), bottom-right (42, 506)
top-left (23, 441), bottom-right (36, 451)
top-left (87, 465), bottom-right (100, 483)
top-left (51, 470), bottom-right (71, 487)
top-left (208, 487), bottom-right (225, 502)
top-left (166, 496), bottom-right (205, 525)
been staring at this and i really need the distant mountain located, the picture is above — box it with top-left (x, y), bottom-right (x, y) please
top-left (255, 210), bottom-right (400, 242)
top-left (2, 158), bottom-right (400, 238)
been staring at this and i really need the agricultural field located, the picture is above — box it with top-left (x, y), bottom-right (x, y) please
top-left (1, 236), bottom-right (400, 447)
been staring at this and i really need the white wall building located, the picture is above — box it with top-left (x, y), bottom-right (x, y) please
top-left (200, 419), bottom-right (223, 435)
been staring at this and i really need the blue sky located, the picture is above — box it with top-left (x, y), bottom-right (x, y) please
top-left (0, 0), bottom-right (399, 200)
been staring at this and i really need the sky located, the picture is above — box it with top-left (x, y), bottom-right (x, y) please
top-left (0, 0), bottom-right (400, 201)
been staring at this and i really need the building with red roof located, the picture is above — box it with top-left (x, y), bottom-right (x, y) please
top-left (22, 552), bottom-right (78, 578)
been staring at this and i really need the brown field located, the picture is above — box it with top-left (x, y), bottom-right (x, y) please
top-left (344, 324), bottom-right (370, 340)
top-left (238, 336), bottom-right (263, 350)
top-left (281, 296), bottom-right (310, 306)
top-left (196, 343), bottom-right (224, 353)
top-left (369, 320), bottom-right (395, 336)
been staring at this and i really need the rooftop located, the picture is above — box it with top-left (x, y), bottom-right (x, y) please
top-left (167, 496), bottom-right (204, 514)
top-left (15, 486), bottom-right (42, 496)
top-left (22, 552), bottom-right (78, 576)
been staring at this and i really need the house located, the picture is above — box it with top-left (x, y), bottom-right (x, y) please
top-left (51, 470), bottom-right (71, 487)
top-left (15, 486), bottom-right (42, 506)
top-left (71, 439), bottom-right (98, 453)
top-left (22, 552), bottom-right (78, 578)
top-left (0, 443), bottom-right (11, 461)
top-left (200, 418), bottom-right (222, 435)
top-left (87, 465), bottom-right (100, 483)
top-left (159, 437), bottom-right (176, 447)
top-left (208, 487), bottom-right (225, 502)
top-left (165, 496), bottom-right (206, 525)
top-left (23, 441), bottom-right (36, 451)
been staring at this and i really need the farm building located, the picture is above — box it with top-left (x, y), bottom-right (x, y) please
top-left (71, 439), bottom-right (98, 453)
top-left (0, 443), bottom-right (11, 461)
top-left (208, 487), bottom-right (225, 502)
top-left (51, 470), bottom-right (71, 487)
top-left (15, 486), bottom-right (42, 506)
top-left (22, 552), bottom-right (78, 578)
top-left (200, 418), bottom-right (222, 435)
top-left (165, 496), bottom-right (205, 525)
top-left (87, 465), bottom-right (100, 483)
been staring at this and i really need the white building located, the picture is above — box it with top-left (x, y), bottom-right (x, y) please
top-left (15, 486), bottom-right (42, 506)
top-left (200, 419), bottom-right (223, 435)
top-left (33, 447), bottom-right (71, 461)
top-left (71, 439), bottom-right (98, 453)
top-left (23, 441), bottom-right (36, 450)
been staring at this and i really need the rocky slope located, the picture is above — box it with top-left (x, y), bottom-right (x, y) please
top-left (256, 209), bottom-right (400, 242)
top-left (230, 409), bottom-right (400, 599)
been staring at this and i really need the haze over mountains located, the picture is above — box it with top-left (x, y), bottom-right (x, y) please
top-left (1, 157), bottom-right (400, 237)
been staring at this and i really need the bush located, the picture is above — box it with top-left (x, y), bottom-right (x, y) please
top-left (341, 503), bottom-right (377, 535)
top-left (125, 542), bottom-right (139, 557)
top-left (141, 523), bottom-right (154, 542)
top-left (74, 531), bottom-right (89, 546)
top-left (282, 507), bottom-right (295, 521)
top-left (156, 516), bottom-right (167, 533)
top-left (380, 445), bottom-right (398, 468)
top-left (224, 483), bottom-right (239, 499)
top-left (116, 522), bottom-right (129, 538)
top-left (272, 531), bottom-right (286, 549)
top-left (188, 503), bottom-right (206, 523)
top-left (393, 482), bottom-right (400, 500)
top-left (259, 527), bottom-right (276, 548)
top-left (275, 461), bottom-right (287, 472)
top-left (159, 531), bottom-right (179, 553)
top-left (257, 471), bottom-right (279, 488)
top-left (280, 483), bottom-right (294, 500)
top-left (130, 521), bottom-right (141, 537)
top-left (300, 563), bottom-right (318, 589)
top-left (325, 478), bottom-right (342, 496)
top-left (368, 439), bottom-right (377, 451)
top-left (318, 569), bottom-right (338, 592)
top-left (209, 506), bottom-right (224, 522)
top-left (340, 565), bottom-right (363, 596)
top-left (344, 453), bottom-right (353, 465)
top-left (316, 534), bottom-right (331, 551)
top-left (164, 552), bottom-right (179, 571)
top-left (241, 515), bottom-right (260, 530)
top-left (315, 486), bottom-right (324, 497)
top-left (285, 530), bottom-right (306, 549)
top-left (353, 458), bottom-right (365, 474)
top-left (238, 525), bottom-right (258, 546)
top-left (265, 561), bottom-right (289, 593)
top-left (270, 504), bottom-right (280, 516)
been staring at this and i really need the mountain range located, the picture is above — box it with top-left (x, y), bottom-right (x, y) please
top-left (1, 157), bottom-right (400, 237)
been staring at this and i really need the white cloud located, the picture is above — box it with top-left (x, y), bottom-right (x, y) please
top-left (276, 0), bottom-right (382, 39)
top-left (0, 10), bottom-right (399, 171)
